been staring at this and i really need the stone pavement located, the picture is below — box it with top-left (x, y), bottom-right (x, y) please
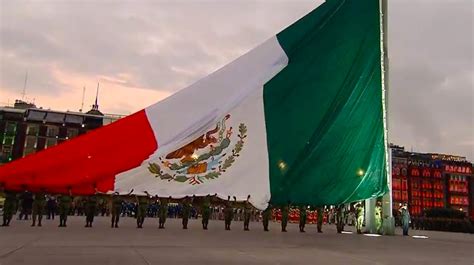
top-left (0, 216), bottom-right (472, 265)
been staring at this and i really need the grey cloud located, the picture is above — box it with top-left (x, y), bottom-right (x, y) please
top-left (388, 0), bottom-right (473, 160)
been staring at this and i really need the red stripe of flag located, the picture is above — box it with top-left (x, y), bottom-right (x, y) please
top-left (0, 110), bottom-right (157, 194)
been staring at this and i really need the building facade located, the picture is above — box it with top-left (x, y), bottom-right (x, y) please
top-left (391, 144), bottom-right (473, 220)
top-left (0, 100), bottom-right (122, 165)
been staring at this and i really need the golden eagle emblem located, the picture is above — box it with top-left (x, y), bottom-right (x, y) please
top-left (148, 114), bottom-right (247, 185)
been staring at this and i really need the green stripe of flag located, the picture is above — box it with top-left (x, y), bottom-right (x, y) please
top-left (264, 0), bottom-right (388, 206)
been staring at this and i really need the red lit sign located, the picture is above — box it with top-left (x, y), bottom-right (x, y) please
top-left (444, 165), bottom-right (473, 174)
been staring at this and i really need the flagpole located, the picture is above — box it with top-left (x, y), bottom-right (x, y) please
top-left (380, 0), bottom-right (395, 236)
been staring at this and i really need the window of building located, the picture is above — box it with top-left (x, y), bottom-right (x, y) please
top-left (5, 122), bottom-right (17, 135)
top-left (45, 138), bottom-right (57, 149)
top-left (1, 146), bottom-right (13, 163)
top-left (23, 135), bottom-right (37, 157)
top-left (46, 125), bottom-right (59, 138)
top-left (2, 136), bottom-right (15, 146)
top-left (26, 124), bottom-right (40, 136)
top-left (67, 128), bottom-right (79, 139)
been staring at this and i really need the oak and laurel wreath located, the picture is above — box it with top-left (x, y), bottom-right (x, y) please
top-left (148, 123), bottom-right (247, 185)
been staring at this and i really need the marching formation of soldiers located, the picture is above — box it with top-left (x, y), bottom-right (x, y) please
top-left (1, 185), bottom-right (399, 235)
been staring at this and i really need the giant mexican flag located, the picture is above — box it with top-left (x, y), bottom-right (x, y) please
top-left (0, 0), bottom-right (388, 210)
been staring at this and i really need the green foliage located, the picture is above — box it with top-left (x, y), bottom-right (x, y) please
top-left (238, 123), bottom-right (247, 139)
top-left (148, 163), bottom-right (160, 174)
top-left (160, 173), bottom-right (173, 180)
top-left (234, 141), bottom-right (243, 154)
top-left (174, 175), bottom-right (188, 182)
top-left (221, 156), bottom-right (235, 171)
top-left (204, 172), bottom-right (221, 179)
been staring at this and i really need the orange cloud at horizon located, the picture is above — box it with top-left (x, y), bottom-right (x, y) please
top-left (0, 67), bottom-right (172, 116)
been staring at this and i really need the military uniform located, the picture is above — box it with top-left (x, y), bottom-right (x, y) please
top-left (58, 194), bottom-right (73, 227)
top-left (400, 205), bottom-right (410, 236)
top-left (136, 196), bottom-right (149, 228)
top-left (2, 191), bottom-right (17, 226)
top-left (355, 203), bottom-right (364, 234)
top-left (243, 201), bottom-right (252, 231)
top-left (262, 206), bottom-right (271, 231)
top-left (181, 198), bottom-right (191, 229)
top-left (85, 195), bottom-right (98, 227)
top-left (317, 207), bottom-right (323, 233)
top-left (375, 203), bottom-right (383, 234)
top-left (158, 198), bottom-right (169, 229)
top-left (336, 205), bottom-right (345, 233)
top-left (281, 204), bottom-right (289, 232)
top-left (299, 206), bottom-right (307, 232)
top-left (111, 194), bottom-right (123, 228)
top-left (224, 199), bottom-right (234, 230)
top-left (32, 192), bottom-right (46, 227)
top-left (201, 196), bottom-right (211, 230)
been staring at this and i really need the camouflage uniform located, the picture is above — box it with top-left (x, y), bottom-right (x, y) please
top-left (2, 191), bottom-right (17, 226)
top-left (158, 198), bottom-right (169, 229)
top-left (111, 194), bottom-right (123, 228)
top-left (136, 196), bottom-right (149, 228)
top-left (262, 205), bottom-right (271, 231)
top-left (85, 195), bottom-right (98, 227)
top-left (281, 204), bottom-right (289, 232)
top-left (299, 206), bottom-right (307, 232)
top-left (224, 199), bottom-right (234, 230)
top-left (375, 204), bottom-right (383, 234)
top-left (58, 194), bottom-right (73, 227)
top-left (181, 197), bottom-right (191, 229)
top-left (317, 207), bottom-right (324, 233)
top-left (243, 201), bottom-right (252, 231)
top-left (356, 203), bottom-right (364, 234)
top-left (32, 192), bottom-right (46, 227)
top-left (201, 196), bottom-right (211, 230)
top-left (336, 204), bottom-right (345, 233)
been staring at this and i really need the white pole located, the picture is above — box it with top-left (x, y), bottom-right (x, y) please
top-left (380, 0), bottom-right (395, 235)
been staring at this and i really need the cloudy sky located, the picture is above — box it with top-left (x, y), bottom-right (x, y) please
top-left (0, 0), bottom-right (473, 160)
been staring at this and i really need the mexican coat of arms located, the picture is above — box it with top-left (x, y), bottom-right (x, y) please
top-left (148, 114), bottom-right (247, 185)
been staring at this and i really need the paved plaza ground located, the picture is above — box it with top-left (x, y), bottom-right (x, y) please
top-left (0, 216), bottom-right (472, 265)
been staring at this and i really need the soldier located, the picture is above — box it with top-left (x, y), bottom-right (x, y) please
top-left (19, 189), bottom-right (33, 220)
top-left (181, 196), bottom-right (192, 229)
top-left (375, 201), bottom-right (383, 234)
top-left (299, 205), bottom-right (307, 233)
top-left (31, 189), bottom-right (46, 227)
top-left (111, 190), bottom-right (132, 228)
top-left (336, 204), bottom-right (345, 233)
top-left (243, 195), bottom-right (252, 231)
top-left (355, 202), bottom-right (364, 234)
top-left (85, 192), bottom-right (99, 227)
top-left (75, 197), bottom-right (85, 216)
top-left (400, 202), bottom-right (411, 236)
top-left (262, 204), bottom-right (272, 231)
top-left (136, 191), bottom-right (151, 228)
top-left (316, 207), bottom-right (324, 233)
top-left (46, 195), bottom-right (56, 220)
top-left (158, 196), bottom-right (170, 229)
top-left (58, 188), bottom-right (73, 227)
top-left (224, 196), bottom-right (236, 230)
top-left (1, 185), bottom-right (17, 227)
top-left (201, 194), bottom-right (212, 230)
top-left (281, 201), bottom-right (290, 232)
